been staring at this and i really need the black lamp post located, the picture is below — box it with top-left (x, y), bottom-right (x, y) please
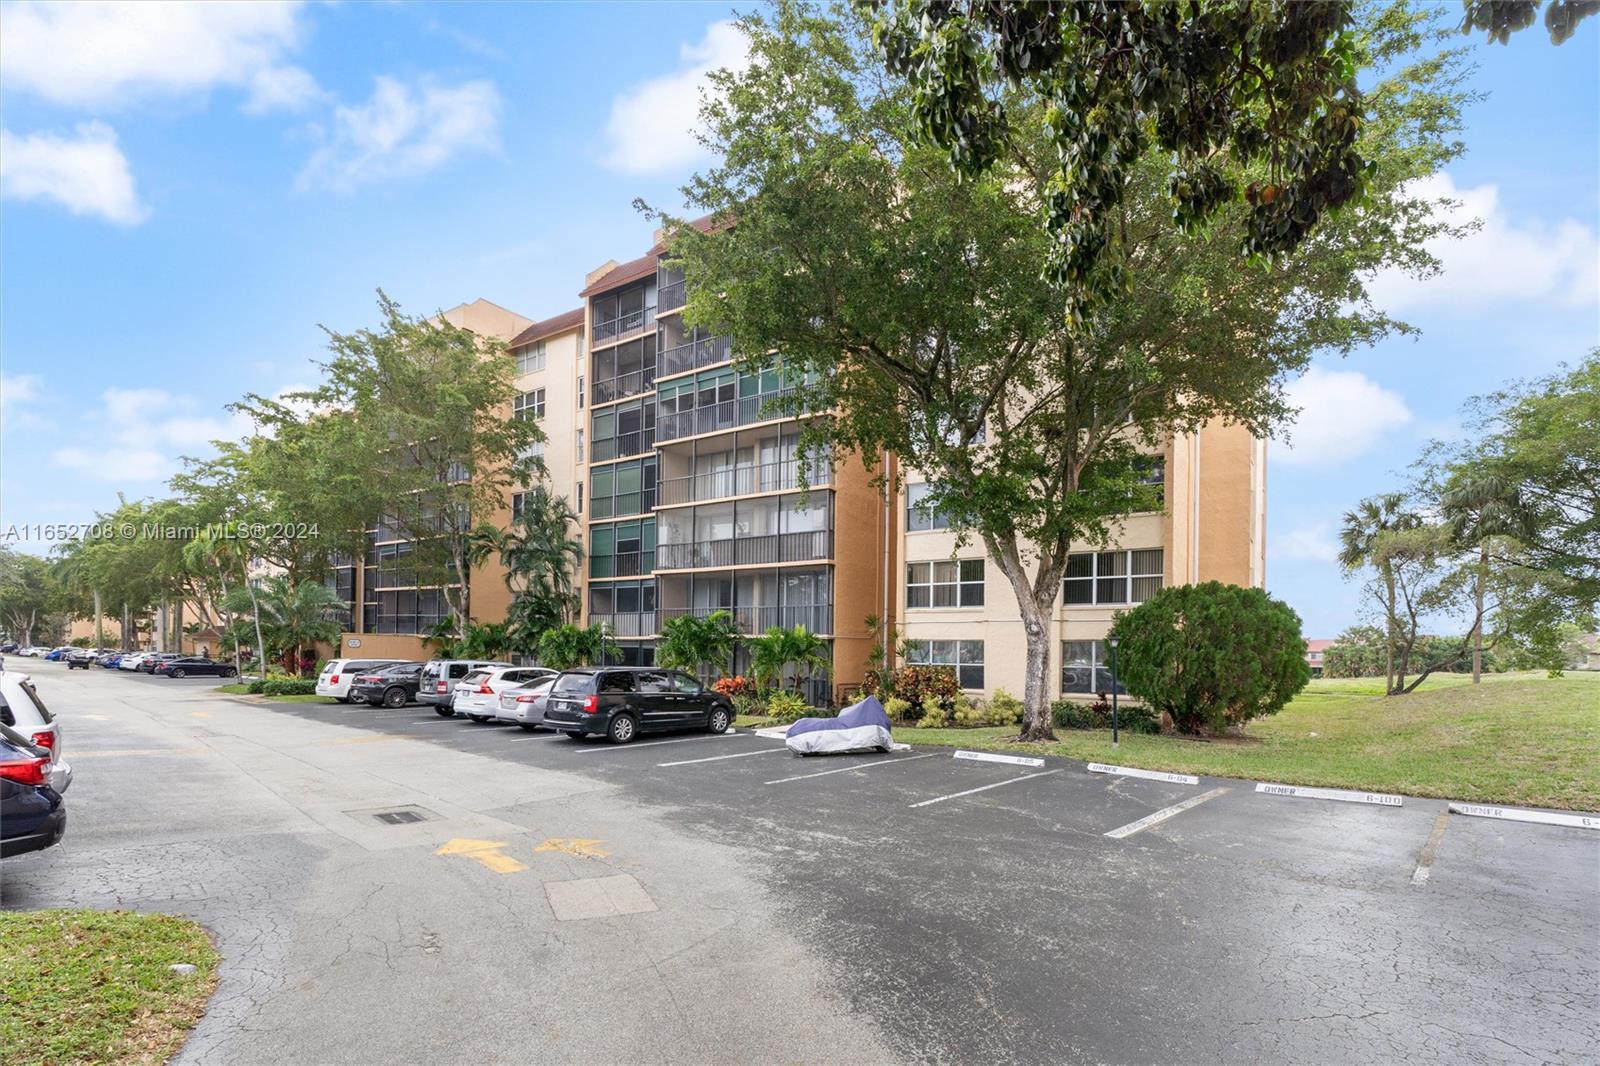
top-left (1107, 634), bottom-right (1121, 749)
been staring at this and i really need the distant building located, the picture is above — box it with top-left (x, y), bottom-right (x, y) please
top-left (1304, 639), bottom-right (1335, 678)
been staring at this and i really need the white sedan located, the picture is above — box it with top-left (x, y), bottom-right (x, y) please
top-left (494, 677), bottom-right (558, 730)
top-left (451, 667), bottom-right (556, 722)
top-left (118, 652), bottom-right (150, 671)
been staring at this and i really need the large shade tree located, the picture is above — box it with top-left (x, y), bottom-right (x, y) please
top-left (659, 1), bottom-right (1479, 738)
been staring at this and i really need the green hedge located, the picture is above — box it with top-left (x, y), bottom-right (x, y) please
top-left (259, 679), bottom-right (318, 696)
top-left (1050, 698), bottom-right (1158, 734)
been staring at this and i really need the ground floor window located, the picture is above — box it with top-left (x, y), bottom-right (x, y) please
top-left (906, 640), bottom-right (984, 690)
top-left (1060, 640), bottom-right (1126, 695)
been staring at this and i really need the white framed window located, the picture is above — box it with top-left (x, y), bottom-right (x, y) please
top-left (576, 428), bottom-right (585, 462)
top-left (906, 482), bottom-right (951, 532)
top-left (907, 559), bottom-right (984, 608)
top-left (577, 375), bottom-right (584, 409)
top-left (514, 388), bottom-right (546, 421)
top-left (906, 640), bottom-right (984, 689)
top-left (522, 440), bottom-right (546, 461)
top-left (1063, 548), bottom-right (1163, 606)
top-left (517, 341), bottom-right (547, 376)
top-left (1060, 640), bottom-right (1126, 694)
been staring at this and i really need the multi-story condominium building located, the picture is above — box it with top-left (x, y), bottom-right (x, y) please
top-left (331, 224), bottom-right (1267, 703)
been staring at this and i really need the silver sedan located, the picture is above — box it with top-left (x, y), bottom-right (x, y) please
top-left (493, 677), bottom-right (557, 730)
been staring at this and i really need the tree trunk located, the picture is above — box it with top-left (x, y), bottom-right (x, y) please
top-left (1382, 568), bottom-right (1397, 696)
top-left (93, 588), bottom-right (104, 649)
top-left (1472, 543), bottom-right (1487, 683)
top-left (248, 575), bottom-right (266, 678)
top-left (121, 603), bottom-right (132, 650)
top-left (1016, 594), bottom-right (1056, 742)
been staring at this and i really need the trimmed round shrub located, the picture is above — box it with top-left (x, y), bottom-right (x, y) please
top-left (888, 666), bottom-right (960, 711)
top-left (261, 678), bottom-right (318, 696)
top-left (765, 690), bottom-right (813, 723)
top-left (1109, 581), bottom-right (1311, 734)
top-left (1049, 698), bottom-right (1158, 734)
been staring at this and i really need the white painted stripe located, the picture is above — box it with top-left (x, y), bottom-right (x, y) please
top-left (1104, 787), bottom-right (1230, 839)
top-left (1448, 802), bottom-right (1599, 830)
top-left (765, 753), bottom-right (937, 785)
top-left (658, 747), bottom-right (787, 768)
top-left (506, 733), bottom-right (567, 742)
top-left (1088, 762), bottom-right (1199, 785)
top-left (1255, 782), bottom-right (1403, 807)
top-left (575, 732), bottom-right (749, 754)
top-left (908, 769), bottom-right (1064, 809)
top-left (954, 749), bottom-right (1045, 768)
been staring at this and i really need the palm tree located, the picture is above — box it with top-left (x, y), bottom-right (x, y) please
top-left (746, 624), bottom-right (831, 701)
top-left (183, 526), bottom-right (252, 679)
top-left (1440, 471), bottom-right (1528, 683)
top-left (494, 487), bottom-right (583, 653)
top-left (536, 622), bottom-right (619, 671)
top-left (223, 576), bottom-right (343, 676)
top-left (1339, 494), bottom-right (1419, 695)
top-left (656, 610), bottom-right (741, 680)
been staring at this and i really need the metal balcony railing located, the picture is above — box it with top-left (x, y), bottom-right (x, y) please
top-left (588, 611), bottom-right (658, 638)
top-left (657, 334), bottom-right (731, 377)
top-left (592, 428), bottom-right (656, 463)
top-left (589, 550), bottom-right (656, 579)
top-left (592, 368), bottom-right (656, 406)
top-left (655, 530), bottom-right (832, 570)
top-left (592, 307), bottom-right (656, 345)
top-left (658, 604), bottom-right (833, 636)
top-left (656, 390), bottom-right (805, 442)
top-left (657, 280), bottom-right (686, 313)
top-left (656, 460), bottom-right (831, 506)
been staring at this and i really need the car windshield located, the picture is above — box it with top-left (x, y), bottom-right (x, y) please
top-left (552, 673), bottom-right (593, 696)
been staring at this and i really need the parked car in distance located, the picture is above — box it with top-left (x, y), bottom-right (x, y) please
top-left (43, 648), bottom-right (69, 661)
top-left (542, 667), bottom-right (733, 744)
top-left (99, 653), bottom-right (123, 669)
top-left (0, 720), bottom-right (68, 858)
top-left (151, 657), bottom-right (237, 679)
top-left (451, 666), bottom-right (556, 722)
top-left (315, 659), bottom-right (406, 702)
top-left (418, 660), bottom-right (511, 716)
top-left (495, 676), bottom-right (558, 730)
top-left (66, 649), bottom-right (96, 669)
top-left (139, 653), bottom-right (183, 674)
top-left (0, 670), bottom-right (63, 762)
top-left (348, 662), bottom-right (425, 708)
top-left (118, 652), bottom-right (150, 671)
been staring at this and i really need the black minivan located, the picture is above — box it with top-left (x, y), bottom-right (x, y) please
top-left (543, 667), bottom-right (734, 744)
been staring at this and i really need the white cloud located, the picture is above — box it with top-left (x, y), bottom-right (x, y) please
top-left (1273, 522), bottom-right (1340, 563)
top-left (244, 64), bottom-right (325, 115)
top-left (295, 76), bottom-right (501, 192)
top-left (1276, 367), bottom-right (1412, 467)
top-left (1, 373), bottom-right (45, 427)
top-left (49, 386), bottom-right (259, 483)
top-left (1367, 172), bottom-right (1599, 312)
top-left (0, 123), bottom-right (147, 225)
top-left (0, 0), bottom-right (317, 111)
top-left (600, 20), bottom-right (749, 175)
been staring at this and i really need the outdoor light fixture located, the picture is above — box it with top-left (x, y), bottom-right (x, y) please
top-left (1106, 634), bottom-right (1121, 749)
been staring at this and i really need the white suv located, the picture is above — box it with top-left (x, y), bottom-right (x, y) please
top-left (0, 669), bottom-right (67, 777)
top-left (451, 667), bottom-right (556, 722)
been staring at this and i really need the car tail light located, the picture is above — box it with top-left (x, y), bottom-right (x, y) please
top-left (330, 674), bottom-right (341, 685)
top-left (0, 757), bottom-right (50, 787)
top-left (516, 694), bottom-right (539, 704)
top-left (581, 694), bottom-right (599, 714)
top-left (436, 681), bottom-right (448, 693)
top-left (477, 680), bottom-right (494, 694)
top-left (30, 730), bottom-right (56, 752)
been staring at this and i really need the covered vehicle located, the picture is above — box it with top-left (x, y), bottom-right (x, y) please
top-left (784, 695), bottom-right (893, 756)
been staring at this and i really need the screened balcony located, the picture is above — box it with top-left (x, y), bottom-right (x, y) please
top-left (656, 529), bottom-right (833, 570)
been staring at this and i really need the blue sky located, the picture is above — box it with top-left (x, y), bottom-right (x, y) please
top-left (1, 2), bottom-right (1596, 639)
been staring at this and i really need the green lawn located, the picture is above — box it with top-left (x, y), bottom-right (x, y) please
top-left (750, 672), bottom-right (1600, 810)
top-left (0, 909), bottom-right (219, 1066)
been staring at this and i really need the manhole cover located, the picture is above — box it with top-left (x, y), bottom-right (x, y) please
top-left (344, 804), bottom-right (439, 826)
top-left (374, 810), bottom-right (424, 825)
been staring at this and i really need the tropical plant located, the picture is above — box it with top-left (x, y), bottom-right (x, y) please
top-left (660, 1), bottom-right (1479, 739)
top-left (1438, 471), bottom-right (1529, 682)
top-left (745, 624), bottom-right (831, 700)
top-left (458, 621), bottom-right (514, 661)
top-left (1338, 493), bottom-right (1421, 694)
top-left (535, 623), bottom-right (619, 672)
top-left (222, 576), bottom-right (343, 677)
top-left (425, 616), bottom-right (461, 660)
top-left (1110, 582), bottom-right (1311, 734)
top-left (656, 610), bottom-right (741, 679)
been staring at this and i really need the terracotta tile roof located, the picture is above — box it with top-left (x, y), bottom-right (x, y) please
top-left (578, 253), bottom-right (658, 298)
top-left (510, 307), bottom-right (585, 348)
top-left (1304, 639), bottom-right (1336, 653)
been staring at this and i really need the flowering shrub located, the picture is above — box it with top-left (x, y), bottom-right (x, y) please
top-left (888, 666), bottom-right (961, 711)
top-left (713, 675), bottom-right (757, 698)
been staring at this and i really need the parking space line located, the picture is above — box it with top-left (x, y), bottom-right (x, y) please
top-left (908, 768), bottom-right (1064, 809)
top-left (507, 733), bottom-right (567, 742)
top-left (658, 746), bottom-right (788, 767)
top-left (1412, 811), bottom-right (1450, 885)
top-left (1103, 787), bottom-right (1230, 839)
top-left (574, 733), bottom-right (748, 754)
top-left (765, 753), bottom-right (936, 785)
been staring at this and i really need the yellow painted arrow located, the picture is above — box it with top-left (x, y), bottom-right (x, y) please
top-left (534, 837), bottom-right (609, 859)
top-left (434, 838), bottom-right (528, 874)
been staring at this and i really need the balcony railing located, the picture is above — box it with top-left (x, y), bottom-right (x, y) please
top-left (589, 611), bottom-right (658, 638)
top-left (659, 604), bottom-right (833, 636)
top-left (592, 368), bottom-right (656, 406)
top-left (656, 530), bottom-right (832, 570)
top-left (589, 550), bottom-right (656, 579)
top-left (592, 428), bottom-right (656, 463)
top-left (658, 333), bottom-right (731, 378)
top-left (657, 280), bottom-right (686, 314)
top-left (657, 390), bottom-right (805, 442)
top-left (656, 460), bottom-right (831, 506)
top-left (592, 307), bottom-right (656, 345)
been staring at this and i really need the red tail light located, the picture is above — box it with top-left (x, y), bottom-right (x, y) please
top-left (581, 694), bottom-right (599, 714)
top-left (516, 694), bottom-right (539, 704)
top-left (0, 757), bottom-right (50, 787)
top-left (30, 731), bottom-right (55, 752)
top-left (436, 681), bottom-right (448, 693)
top-left (477, 680), bottom-right (494, 694)
top-left (330, 674), bottom-right (341, 685)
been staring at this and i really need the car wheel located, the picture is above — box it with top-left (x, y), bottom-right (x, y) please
top-left (519, 723), bottom-right (540, 732)
top-left (564, 731), bottom-right (586, 742)
top-left (469, 714), bottom-right (490, 723)
top-left (607, 714), bottom-right (638, 744)
top-left (172, 668), bottom-right (187, 678)
top-left (222, 667), bottom-right (237, 678)
top-left (435, 706), bottom-right (454, 717)
top-left (707, 706), bottom-right (731, 734)
top-left (383, 687), bottom-right (407, 709)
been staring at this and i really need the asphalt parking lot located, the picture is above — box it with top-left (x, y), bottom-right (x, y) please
top-left (5, 661), bottom-right (1597, 1065)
